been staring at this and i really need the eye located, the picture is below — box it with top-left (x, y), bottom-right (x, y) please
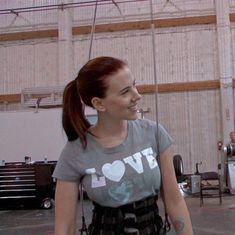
top-left (121, 88), bottom-right (129, 95)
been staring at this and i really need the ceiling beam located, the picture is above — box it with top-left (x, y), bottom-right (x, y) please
top-left (0, 80), bottom-right (224, 103)
top-left (0, 15), bottom-right (217, 42)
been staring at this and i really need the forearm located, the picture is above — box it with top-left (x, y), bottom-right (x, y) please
top-left (54, 180), bottom-right (79, 235)
top-left (54, 208), bottom-right (77, 235)
top-left (159, 149), bottom-right (194, 235)
top-left (54, 221), bottom-right (76, 235)
top-left (167, 199), bottom-right (193, 235)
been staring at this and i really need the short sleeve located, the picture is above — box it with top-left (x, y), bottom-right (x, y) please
top-left (156, 123), bottom-right (173, 154)
top-left (52, 141), bottom-right (82, 182)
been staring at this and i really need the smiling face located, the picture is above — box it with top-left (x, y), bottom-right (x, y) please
top-left (92, 66), bottom-right (142, 121)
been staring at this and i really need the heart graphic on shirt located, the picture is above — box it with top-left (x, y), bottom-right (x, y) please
top-left (102, 160), bottom-right (125, 182)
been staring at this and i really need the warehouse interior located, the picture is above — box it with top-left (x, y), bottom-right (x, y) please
top-left (1, 0), bottom-right (235, 234)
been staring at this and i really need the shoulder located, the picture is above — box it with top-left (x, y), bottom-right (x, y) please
top-left (53, 139), bottom-right (83, 181)
top-left (60, 138), bottom-right (83, 160)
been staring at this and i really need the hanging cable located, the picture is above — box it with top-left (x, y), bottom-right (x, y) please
top-left (88, 0), bottom-right (127, 60)
top-left (0, 0), bottom-right (148, 15)
top-left (149, 0), bottom-right (160, 126)
top-left (79, 184), bottom-right (88, 235)
top-left (88, 0), bottom-right (99, 60)
top-left (111, 0), bottom-right (125, 20)
top-left (159, 0), bottom-right (182, 13)
top-left (149, 2), bottom-right (171, 231)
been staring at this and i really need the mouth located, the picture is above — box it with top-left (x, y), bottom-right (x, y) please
top-left (128, 104), bottom-right (138, 111)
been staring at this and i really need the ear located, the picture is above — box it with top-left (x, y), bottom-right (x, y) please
top-left (91, 97), bottom-right (106, 112)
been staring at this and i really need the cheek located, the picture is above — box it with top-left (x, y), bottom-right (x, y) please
top-left (106, 100), bottom-right (127, 113)
top-left (114, 99), bottom-right (129, 108)
top-left (112, 101), bottom-right (126, 110)
top-left (108, 96), bottom-right (126, 105)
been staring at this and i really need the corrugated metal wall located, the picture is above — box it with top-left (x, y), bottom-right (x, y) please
top-left (0, 0), bottom-right (232, 173)
top-left (0, 40), bottom-right (58, 93)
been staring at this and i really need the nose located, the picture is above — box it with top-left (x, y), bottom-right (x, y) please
top-left (132, 88), bottom-right (142, 101)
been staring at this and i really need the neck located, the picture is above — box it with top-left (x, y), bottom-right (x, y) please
top-left (93, 119), bottom-right (128, 137)
top-left (89, 119), bottom-right (128, 148)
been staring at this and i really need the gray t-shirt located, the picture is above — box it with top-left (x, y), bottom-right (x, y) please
top-left (53, 119), bottom-right (173, 207)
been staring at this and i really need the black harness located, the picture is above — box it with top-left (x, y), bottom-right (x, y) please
top-left (88, 195), bottom-right (164, 235)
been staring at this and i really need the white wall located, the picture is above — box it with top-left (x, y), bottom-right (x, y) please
top-left (0, 107), bottom-right (97, 163)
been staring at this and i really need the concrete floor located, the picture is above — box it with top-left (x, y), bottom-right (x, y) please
top-left (0, 194), bottom-right (235, 235)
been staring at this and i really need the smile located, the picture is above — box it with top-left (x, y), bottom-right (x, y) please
top-left (128, 105), bottom-right (138, 111)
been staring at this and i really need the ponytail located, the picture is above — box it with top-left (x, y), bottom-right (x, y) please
top-left (62, 80), bottom-right (91, 148)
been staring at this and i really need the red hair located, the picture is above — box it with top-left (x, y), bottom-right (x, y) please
top-left (62, 56), bottom-right (127, 148)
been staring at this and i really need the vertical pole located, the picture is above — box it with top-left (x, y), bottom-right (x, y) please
top-left (215, 0), bottom-right (234, 188)
top-left (58, 0), bottom-right (74, 84)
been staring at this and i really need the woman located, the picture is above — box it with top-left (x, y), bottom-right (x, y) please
top-left (53, 56), bottom-right (193, 235)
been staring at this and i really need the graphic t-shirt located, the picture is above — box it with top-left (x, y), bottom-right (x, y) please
top-left (53, 119), bottom-right (173, 207)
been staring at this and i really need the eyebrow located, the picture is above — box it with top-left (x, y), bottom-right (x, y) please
top-left (119, 80), bottom-right (136, 94)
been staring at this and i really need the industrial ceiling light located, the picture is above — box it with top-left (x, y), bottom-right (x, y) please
top-left (21, 86), bottom-right (64, 108)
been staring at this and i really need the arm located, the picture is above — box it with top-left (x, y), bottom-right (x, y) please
top-left (160, 148), bottom-right (194, 235)
top-left (54, 180), bottom-right (79, 235)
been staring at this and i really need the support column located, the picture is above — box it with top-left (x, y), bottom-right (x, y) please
top-left (58, 0), bottom-right (74, 84)
top-left (215, 0), bottom-right (234, 187)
